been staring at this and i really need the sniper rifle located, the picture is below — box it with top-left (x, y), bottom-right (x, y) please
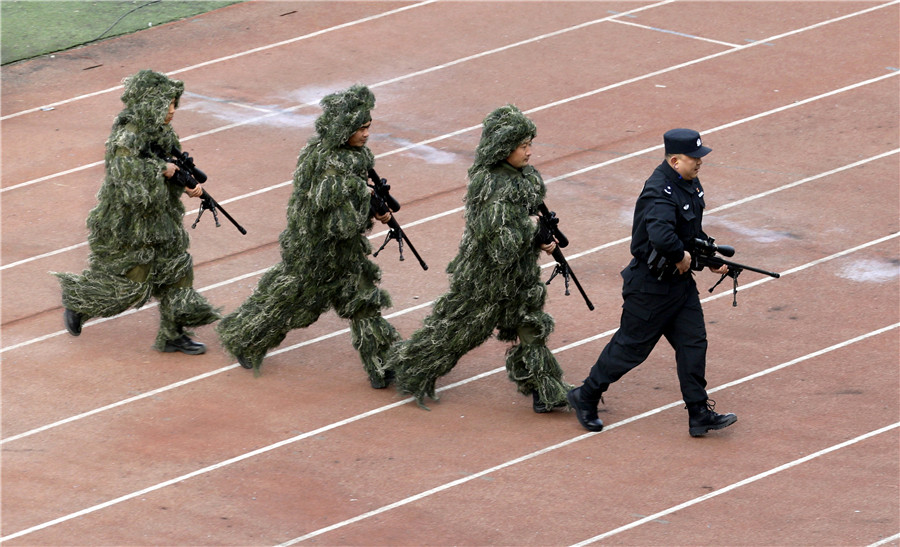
top-left (536, 202), bottom-right (594, 311)
top-left (158, 148), bottom-right (247, 235)
top-left (648, 237), bottom-right (780, 306)
top-left (368, 168), bottom-right (428, 270)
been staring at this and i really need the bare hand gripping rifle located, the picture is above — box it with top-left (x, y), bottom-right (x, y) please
top-left (536, 202), bottom-right (595, 311)
top-left (157, 148), bottom-right (247, 235)
top-left (648, 237), bottom-right (780, 306)
top-left (368, 168), bottom-right (428, 270)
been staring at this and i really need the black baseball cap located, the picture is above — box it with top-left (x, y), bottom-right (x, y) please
top-left (664, 128), bottom-right (712, 158)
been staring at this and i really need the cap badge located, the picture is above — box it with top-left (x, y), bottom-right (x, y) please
top-left (696, 138), bottom-right (702, 146)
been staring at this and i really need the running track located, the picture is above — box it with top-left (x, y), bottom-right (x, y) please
top-left (1, 1), bottom-right (898, 545)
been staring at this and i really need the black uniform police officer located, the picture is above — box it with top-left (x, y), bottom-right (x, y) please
top-left (567, 128), bottom-right (738, 437)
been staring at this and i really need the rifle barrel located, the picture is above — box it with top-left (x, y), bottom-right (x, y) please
top-left (388, 217), bottom-right (428, 270)
top-left (552, 248), bottom-right (594, 311)
top-left (707, 256), bottom-right (779, 278)
top-left (201, 190), bottom-right (247, 235)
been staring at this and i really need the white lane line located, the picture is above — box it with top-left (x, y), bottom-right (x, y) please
top-left (0, 0), bottom-right (674, 194)
top-left (3, 322), bottom-right (896, 543)
top-left (365, 0), bottom-right (675, 91)
top-left (279, 326), bottom-right (900, 546)
top-left (539, 71), bottom-right (898, 182)
top-left (6, 42), bottom-right (897, 270)
top-left (870, 533), bottom-right (900, 546)
top-left (3, 144), bottom-right (893, 353)
top-left (8, 229), bottom-right (895, 449)
top-left (3, 24), bottom-right (894, 266)
top-left (2, 163), bottom-right (895, 450)
top-left (608, 18), bottom-right (742, 48)
top-left (1, 160), bottom-right (105, 194)
top-left (0, 0), bottom-right (440, 121)
top-left (521, 1), bottom-right (899, 119)
top-left (9, 0), bottom-right (897, 195)
top-left (571, 423), bottom-right (900, 546)
top-left (0, 300), bottom-right (435, 446)
top-left (7, 231), bottom-right (893, 449)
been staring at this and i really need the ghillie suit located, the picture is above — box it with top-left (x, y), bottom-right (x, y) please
top-left (390, 105), bottom-right (572, 410)
top-left (54, 70), bottom-right (220, 350)
top-left (215, 84), bottom-right (400, 385)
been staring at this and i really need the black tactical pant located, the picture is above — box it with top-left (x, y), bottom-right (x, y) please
top-left (581, 265), bottom-right (709, 405)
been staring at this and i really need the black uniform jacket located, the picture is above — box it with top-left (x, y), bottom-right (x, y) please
top-left (625, 160), bottom-right (709, 292)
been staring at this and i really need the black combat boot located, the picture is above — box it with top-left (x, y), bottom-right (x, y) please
top-left (532, 391), bottom-right (567, 413)
top-left (687, 399), bottom-right (737, 437)
top-left (370, 368), bottom-right (395, 389)
top-left (236, 354), bottom-right (254, 370)
top-left (64, 308), bottom-right (84, 336)
top-left (163, 334), bottom-right (207, 355)
top-left (566, 387), bottom-right (604, 432)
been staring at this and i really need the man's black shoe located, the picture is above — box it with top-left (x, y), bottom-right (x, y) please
top-left (370, 368), bottom-right (395, 389)
top-left (163, 335), bottom-right (207, 355)
top-left (687, 399), bottom-right (737, 437)
top-left (64, 309), bottom-right (83, 336)
top-left (237, 355), bottom-right (253, 370)
top-left (532, 391), bottom-right (567, 413)
top-left (567, 387), bottom-right (603, 432)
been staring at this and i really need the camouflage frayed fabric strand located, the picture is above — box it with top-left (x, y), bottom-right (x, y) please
top-left (56, 271), bottom-right (152, 318)
top-left (153, 286), bottom-right (222, 350)
top-left (351, 314), bottom-right (401, 381)
top-left (52, 70), bottom-right (219, 345)
top-left (216, 85), bottom-right (399, 381)
top-left (505, 313), bottom-right (570, 405)
top-left (390, 105), bottom-right (572, 408)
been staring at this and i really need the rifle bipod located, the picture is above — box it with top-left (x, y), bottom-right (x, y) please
top-left (367, 168), bottom-right (427, 270)
top-left (190, 194), bottom-right (247, 235)
top-left (546, 262), bottom-right (574, 296)
top-left (544, 249), bottom-right (595, 311)
top-left (192, 197), bottom-right (219, 229)
top-left (709, 268), bottom-right (742, 307)
top-left (373, 221), bottom-right (428, 270)
top-left (374, 228), bottom-right (406, 260)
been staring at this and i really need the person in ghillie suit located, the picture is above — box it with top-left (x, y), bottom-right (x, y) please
top-left (389, 105), bottom-right (573, 412)
top-left (215, 84), bottom-right (401, 387)
top-left (54, 69), bottom-right (220, 354)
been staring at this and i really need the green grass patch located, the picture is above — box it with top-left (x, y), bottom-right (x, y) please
top-left (1, 0), bottom-right (242, 65)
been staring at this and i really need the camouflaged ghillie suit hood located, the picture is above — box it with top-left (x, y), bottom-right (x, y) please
top-left (122, 69), bottom-right (184, 128)
top-left (470, 104), bottom-right (537, 172)
top-left (389, 106), bottom-right (571, 408)
top-left (54, 70), bottom-right (219, 348)
top-left (314, 84), bottom-right (375, 150)
top-left (216, 84), bottom-right (400, 380)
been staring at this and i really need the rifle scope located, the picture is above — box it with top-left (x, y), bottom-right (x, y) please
top-left (693, 238), bottom-right (734, 257)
